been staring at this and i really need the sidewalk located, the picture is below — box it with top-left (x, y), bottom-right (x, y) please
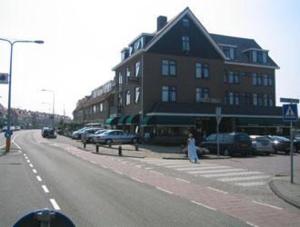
top-left (269, 174), bottom-right (300, 209)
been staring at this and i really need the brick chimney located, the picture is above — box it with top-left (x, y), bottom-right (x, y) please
top-left (157, 16), bottom-right (167, 31)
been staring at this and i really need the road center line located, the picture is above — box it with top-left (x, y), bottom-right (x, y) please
top-left (156, 186), bottom-right (173, 194)
top-left (42, 185), bottom-right (49, 193)
top-left (191, 200), bottom-right (217, 211)
top-left (252, 200), bottom-right (282, 210)
top-left (207, 186), bottom-right (228, 194)
top-left (36, 176), bottom-right (42, 182)
top-left (49, 199), bottom-right (61, 210)
top-left (32, 169), bottom-right (37, 174)
top-left (175, 178), bottom-right (190, 183)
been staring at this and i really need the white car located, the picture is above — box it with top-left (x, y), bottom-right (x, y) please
top-left (250, 135), bottom-right (274, 155)
top-left (93, 130), bottom-right (139, 144)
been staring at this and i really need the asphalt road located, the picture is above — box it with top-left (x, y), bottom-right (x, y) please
top-left (0, 130), bottom-right (248, 227)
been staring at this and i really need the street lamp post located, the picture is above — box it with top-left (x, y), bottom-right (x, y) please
top-left (0, 38), bottom-right (44, 152)
top-left (41, 89), bottom-right (55, 129)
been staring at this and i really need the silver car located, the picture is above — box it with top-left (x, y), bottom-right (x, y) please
top-left (250, 135), bottom-right (274, 155)
top-left (93, 130), bottom-right (139, 144)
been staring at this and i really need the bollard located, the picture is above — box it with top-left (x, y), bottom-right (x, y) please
top-left (96, 144), bottom-right (99, 153)
top-left (118, 145), bottom-right (122, 156)
top-left (135, 143), bottom-right (139, 151)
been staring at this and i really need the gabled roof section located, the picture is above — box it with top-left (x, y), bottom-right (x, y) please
top-left (144, 7), bottom-right (226, 59)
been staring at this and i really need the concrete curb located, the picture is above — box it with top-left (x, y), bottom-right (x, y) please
top-left (269, 179), bottom-right (300, 209)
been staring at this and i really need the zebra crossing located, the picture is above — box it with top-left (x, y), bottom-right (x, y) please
top-left (139, 159), bottom-right (271, 188)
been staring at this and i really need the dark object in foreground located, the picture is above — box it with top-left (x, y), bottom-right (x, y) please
top-left (13, 208), bottom-right (75, 227)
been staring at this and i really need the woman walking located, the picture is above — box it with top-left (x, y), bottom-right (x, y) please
top-left (187, 133), bottom-right (199, 163)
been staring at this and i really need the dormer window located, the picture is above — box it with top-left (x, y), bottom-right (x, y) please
top-left (223, 47), bottom-right (235, 60)
top-left (244, 48), bottom-right (268, 64)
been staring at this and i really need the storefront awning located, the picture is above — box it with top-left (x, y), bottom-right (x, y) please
top-left (105, 117), bottom-right (119, 125)
top-left (117, 115), bottom-right (130, 125)
top-left (236, 117), bottom-right (289, 126)
top-left (142, 116), bottom-right (194, 126)
top-left (126, 115), bottom-right (140, 125)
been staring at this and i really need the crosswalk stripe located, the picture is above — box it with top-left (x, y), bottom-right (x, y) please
top-left (236, 182), bottom-right (267, 187)
top-left (189, 168), bottom-right (244, 175)
top-left (202, 171), bottom-right (263, 178)
top-left (218, 175), bottom-right (270, 182)
top-left (176, 166), bottom-right (230, 171)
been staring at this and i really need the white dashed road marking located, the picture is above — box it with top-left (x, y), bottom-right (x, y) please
top-left (36, 176), bottom-right (42, 182)
top-left (42, 185), bottom-right (49, 193)
top-left (50, 199), bottom-right (61, 210)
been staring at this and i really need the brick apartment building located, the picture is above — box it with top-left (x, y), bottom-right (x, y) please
top-left (73, 7), bottom-right (287, 143)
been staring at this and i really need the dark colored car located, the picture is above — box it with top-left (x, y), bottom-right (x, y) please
top-left (201, 132), bottom-right (253, 156)
top-left (267, 136), bottom-right (292, 154)
top-left (42, 127), bottom-right (57, 139)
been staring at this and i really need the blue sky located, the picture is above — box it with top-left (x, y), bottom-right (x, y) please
top-left (0, 0), bottom-right (299, 117)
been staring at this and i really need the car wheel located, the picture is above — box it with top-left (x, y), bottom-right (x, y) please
top-left (106, 139), bottom-right (112, 145)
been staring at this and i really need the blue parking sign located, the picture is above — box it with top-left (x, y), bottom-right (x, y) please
top-left (282, 104), bottom-right (298, 122)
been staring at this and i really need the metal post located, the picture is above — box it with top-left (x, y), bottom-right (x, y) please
top-left (5, 43), bottom-right (14, 152)
top-left (290, 121), bottom-right (294, 184)
top-left (217, 122), bottom-right (220, 156)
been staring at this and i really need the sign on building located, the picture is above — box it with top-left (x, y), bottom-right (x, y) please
top-left (0, 73), bottom-right (9, 84)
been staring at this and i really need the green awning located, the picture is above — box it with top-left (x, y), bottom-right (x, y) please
top-left (142, 116), bottom-right (194, 126)
top-left (105, 117), bottom-right (119, 125)
top-left (118, 115), bottom-right (130, 125)
top-left (126, 114), bottom-right (140, 125)
top-left (237, 117), bottom-right (289, 126)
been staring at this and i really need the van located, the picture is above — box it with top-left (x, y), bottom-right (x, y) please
top-left (201, 132), bottom-right (252, 156)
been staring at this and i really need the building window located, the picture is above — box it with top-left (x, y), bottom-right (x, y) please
top-left (126, 90), bottom-right (131, 105)
top-left (253, 93), bottom-right (258, 106)
top-left (118, 72), bottom-right (123, 85)
top-left (196, 88), bottom-right (209, 102)
top-left (223, 47), bottom-right (235, 60)
top-left (225, 71), bottom-right (239, 84)
top-left (134, 87), bottom-right (140, 103)
top-left (195, 63), bottom-right (209, 79)
top-left (161, 60), bottom-right (176, 76)
top-left (182, 36), bottom-right (190, 52)
top-left (225, 92), bottom-right (240, 105)
top-left (135, 61), bottom-right (141, 77)
top-left (161, 86), bottom-right (176, 102)
top-left (182, 18), bottom-right (190, 27)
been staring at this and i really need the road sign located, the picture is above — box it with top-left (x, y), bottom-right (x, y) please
top-left (0, 73), bottom-right (9, 84)
top-left (280, 97), bottom-right (299, 104)
top-left (282, 104), bottom-right (298, 122)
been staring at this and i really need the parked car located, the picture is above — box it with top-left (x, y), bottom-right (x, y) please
top-left (267, 135), bottom-right (293, 154)
top-left (71, 127), bottom-right (89, 140)
top-left (81, 128), bottom-right (103, 143)
top-left (250, 135), bottom-right (273, 155)
top-left (41, 127), bottom-right (57, 139)
top-left (93, 130), bottom-right (139, 144)
top-left (201, 132), bottom-right (253, 156)
top-left (90, 129), bottom-right (108, 143)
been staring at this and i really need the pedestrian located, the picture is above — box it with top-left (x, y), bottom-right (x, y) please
top-left (187, 133), bottom-right (199, 163)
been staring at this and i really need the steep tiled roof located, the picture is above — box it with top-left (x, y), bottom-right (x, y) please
top-left (210, 33), bottom-right (278, 67)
